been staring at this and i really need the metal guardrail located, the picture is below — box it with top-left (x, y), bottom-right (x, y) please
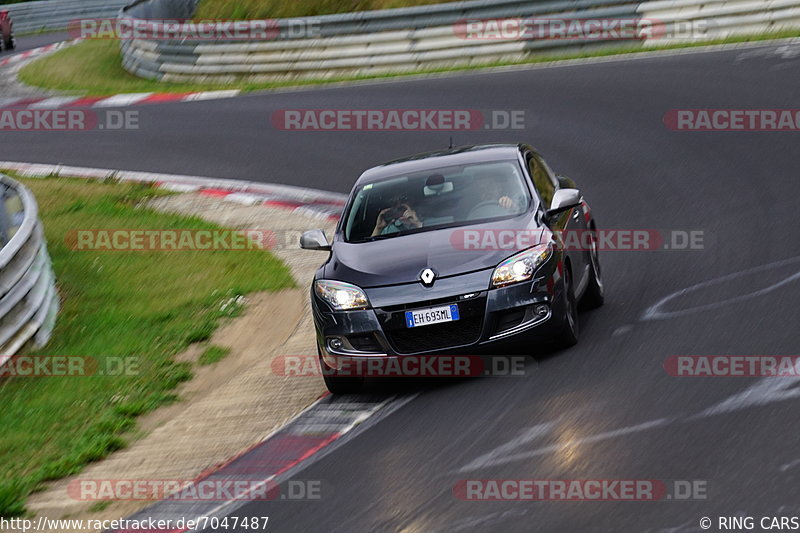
top-left (116, 0), bottom-right (800, 83)
top-left (4, 0), bottom-right (129, 34)
top-left (119, 0), bottom-right (643, 82)
top-left (638, 0), bottom-right (800, 43)
top-left (0, 174), bottom-right (58, 365)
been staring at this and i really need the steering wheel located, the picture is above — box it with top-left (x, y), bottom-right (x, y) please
top-left (467, 200), bottom-right (505, 220)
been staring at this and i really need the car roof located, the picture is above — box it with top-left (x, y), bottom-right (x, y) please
top-left (355, 144), bottom-right (523, 186)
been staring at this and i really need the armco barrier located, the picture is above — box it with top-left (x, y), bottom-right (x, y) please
top-left (0, 174), bottom-right (58, 365)
top-left (638, 0), bottom-right (800, 44)
top-left (4, 0), bottom-right (129, 34)
top-left (118, 0), bottom-right (641, 82)
top-left (116, 0), bottom-right (800, 83)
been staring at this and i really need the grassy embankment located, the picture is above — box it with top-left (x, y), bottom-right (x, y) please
top-left (0, 176), bottom-right (294, 517)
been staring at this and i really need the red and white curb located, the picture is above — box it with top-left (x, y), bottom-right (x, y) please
top-left (110, 394), bottom-right (414, 533)
top-left (0, 39), bottom-right (80, 68)
top-left (0, 39), bottom-right (242, 109)
top-left (0, 161), bottom-right (346, 220)
top-left (0, 89), bottom-right (243, 109)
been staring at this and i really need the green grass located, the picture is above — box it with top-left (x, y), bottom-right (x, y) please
top-left (18, 30), bottom-right (800, 97)
top-left (87, 501), bottom-right (112, 513)
top-left (0, 176), bottom-right (294, 517)
top-left (198, 345), bottom-right (231, 366)
top-left (195, 0), bottom-right (459, 19)
top-left (17, 40), bottom-right (265, 96)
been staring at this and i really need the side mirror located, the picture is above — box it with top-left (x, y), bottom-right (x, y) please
top-left (300, 229), bottom-right (331, 251)
top-left (546, 188), bottom-right (581, 219)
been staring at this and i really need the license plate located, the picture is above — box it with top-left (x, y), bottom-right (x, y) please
top-left (405, 304), bottom-right (460, 328)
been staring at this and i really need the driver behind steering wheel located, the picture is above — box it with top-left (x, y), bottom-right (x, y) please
top-left (475, 175), bottom-right (520, 211)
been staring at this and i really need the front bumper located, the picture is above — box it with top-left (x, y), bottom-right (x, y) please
top-left (313, 261), bottom-right (566, 369)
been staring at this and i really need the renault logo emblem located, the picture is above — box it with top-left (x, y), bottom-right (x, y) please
top-left (420, 268), bottom-right (436, 286)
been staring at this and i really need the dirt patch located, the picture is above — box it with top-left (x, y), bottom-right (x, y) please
top-left (20, 195), bottom-right (335, 531)
top-left (136, 289), bottom-right (304, 436)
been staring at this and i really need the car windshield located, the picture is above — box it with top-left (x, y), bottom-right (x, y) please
top-left (343, 160), bottom-right (531, 242)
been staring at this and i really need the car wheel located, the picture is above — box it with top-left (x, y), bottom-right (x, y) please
top-left (0, 38), bottom-right (5, 53)
top-left (554, 266), bottom-right (579, 348)
top-left (318, 345), bottom-right (363, 394)
top-left (580, 227), bottom-right (605, 309)
top-left (8, 33), bottom-right (15, 50)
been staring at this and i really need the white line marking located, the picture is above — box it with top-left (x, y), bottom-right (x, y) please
top-left (642, 256), bottom-right (800, 320)
top-left (93, 93), bottom-right (155, 107)
top-left (612, 324), bottom-right (634, 336)
top-left (458, 375), bottom-right (800, 473)
top-left (28, 97), bottom-right (81, 109)
top-left (458, 418), bottom-right (670, 472)
top-left (224, 192), bottom-right (263, 206)
top-left (183, 90), bottom-right (241, 101)
top-left (779, 459), bottom-right (800, 472)
top-left (691, 377), bottom-right (800, 419)
top-left (458, 422), bottom-right (555, 473)
top-left (157, 183), bottom-right (201, 193)
top-left (0, 98), bottom-right (24, 107)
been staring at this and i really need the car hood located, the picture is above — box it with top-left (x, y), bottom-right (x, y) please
top-left (324, 212), bottom-right (545, 288)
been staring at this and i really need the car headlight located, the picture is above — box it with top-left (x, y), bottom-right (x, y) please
top-left (314, 280), bottom-right (370, 310)
top-left (490, 243), bottom-right (553, 288)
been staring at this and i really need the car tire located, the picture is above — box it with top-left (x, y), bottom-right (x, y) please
top-left (318, 346), bottom-right (363, 394)
top-left (8, 33), bottom-right (15, 50)
top-left (554, 266), bottom-right (579, 348)
top-left (580, 227), bottom-right (605, 309)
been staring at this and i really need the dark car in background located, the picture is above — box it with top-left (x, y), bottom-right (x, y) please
top-left (301, 144), bottom-right (604, 393)
top-left (0, 10), bottom-right (14, 52)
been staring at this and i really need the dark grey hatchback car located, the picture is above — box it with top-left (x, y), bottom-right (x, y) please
top-left (301, 144), bottom-right (604, 393)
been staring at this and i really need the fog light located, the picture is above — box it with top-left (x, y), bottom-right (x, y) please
top-left (534, 304), bottom-right (549, 317)
top-left (328, 337), bottom-right (344, 351)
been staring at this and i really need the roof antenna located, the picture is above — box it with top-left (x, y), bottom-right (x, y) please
top-left (448, 136), bottom-right (454, 149)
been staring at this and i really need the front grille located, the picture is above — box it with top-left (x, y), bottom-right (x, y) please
top-left (377, 296), bottom-right (486, 354)
top-left (380, 294), bottom-right (477, 313)
top-left (385, 317), bottom-right (483, 353)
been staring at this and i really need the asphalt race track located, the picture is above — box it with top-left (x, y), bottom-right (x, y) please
top-left (0, 31), bottom-right (70, 55)
top-left (3, 42), bottom-right (800, 531)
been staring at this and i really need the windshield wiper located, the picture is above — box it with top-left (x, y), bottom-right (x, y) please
top-left (360, 233), bottom-right (402, 242)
